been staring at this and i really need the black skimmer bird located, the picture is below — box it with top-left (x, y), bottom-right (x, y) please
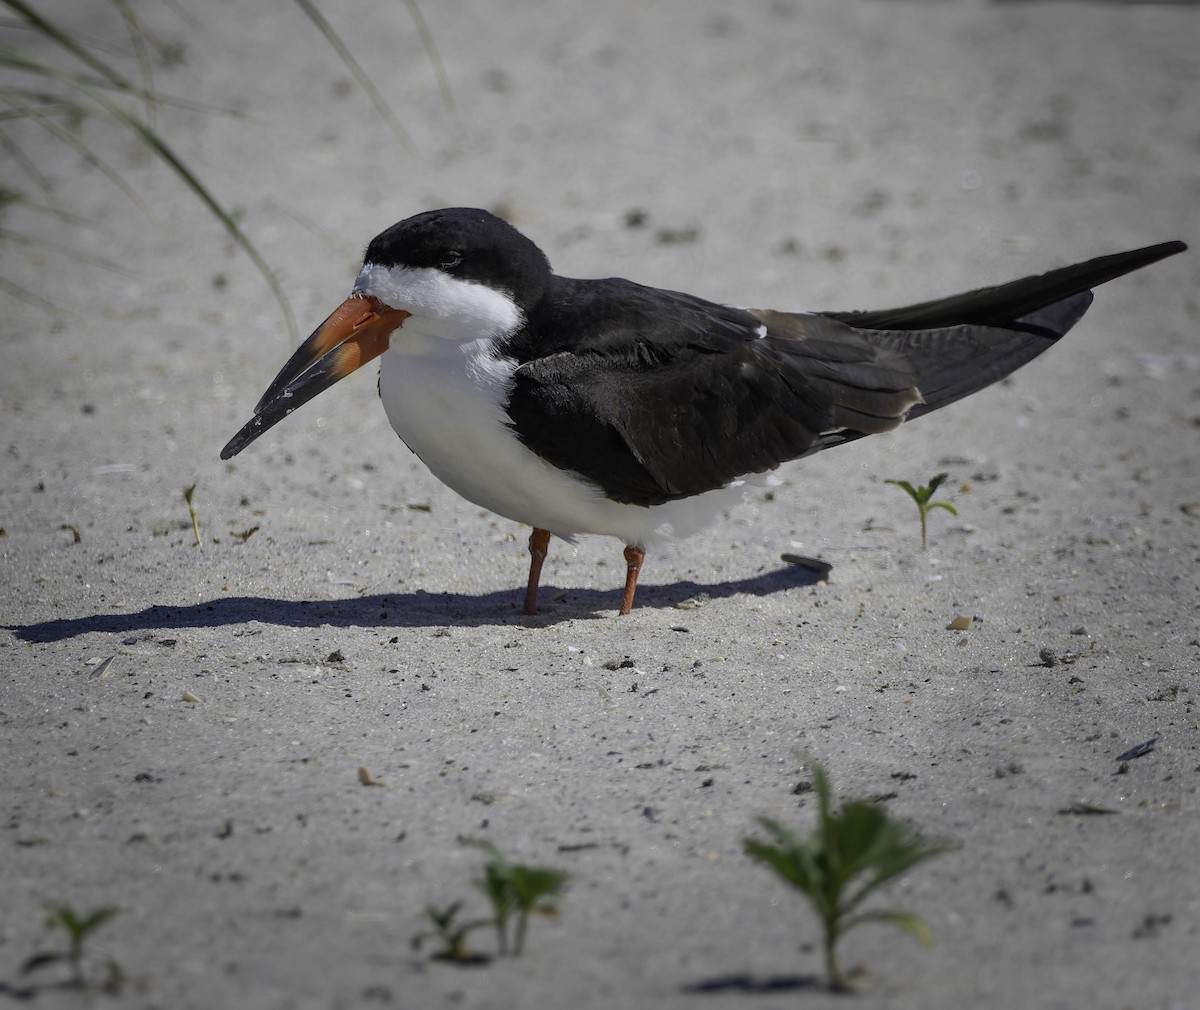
top-left (220, 208), bottom-right (1184, 615)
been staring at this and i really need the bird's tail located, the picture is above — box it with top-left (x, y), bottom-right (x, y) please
top-left (836, 240), bottom-right (1185, 420)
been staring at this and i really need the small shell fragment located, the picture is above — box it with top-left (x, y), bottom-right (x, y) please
top-left (1115, 737), bottom-right (1159, 762)
top-left (89, 656), bottom-right (116, 679)
top-left (946, 615), bottom-right (973, 631)
top-left (181, 690), bottom-right (200, 703)
top-left (358, 765), bottom-right (385, 787)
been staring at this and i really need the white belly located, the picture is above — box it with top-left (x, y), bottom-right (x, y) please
top-left (376, 334), bottom-right (754, 548)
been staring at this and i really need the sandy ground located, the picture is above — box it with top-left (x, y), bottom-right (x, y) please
top-left (2, 1), bottom-right (1198, 1007)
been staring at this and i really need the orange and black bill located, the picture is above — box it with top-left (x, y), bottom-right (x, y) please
top-left (220, 295), bottom-right (409, 460)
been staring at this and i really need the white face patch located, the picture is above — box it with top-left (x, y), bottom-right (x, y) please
top-left (755, 324), bottom-right (767, 339)
top-left (354, 262), bottom-right (524, 343)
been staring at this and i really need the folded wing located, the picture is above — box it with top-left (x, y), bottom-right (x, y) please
top-left (504, 242), bottom-right (1186, 507)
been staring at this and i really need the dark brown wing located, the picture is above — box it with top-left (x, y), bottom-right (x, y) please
top-left (505, 281), bottom-right (922, 507)
top-left (504, 242), bottom-right (1186, 507)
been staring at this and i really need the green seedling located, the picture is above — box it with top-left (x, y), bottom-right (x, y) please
top-left (21, 904), bottom-right (123, 992)
top-left (183, 483), bottom-right (201, 546)
top-left (885, 473), bottom-right (957, 550)
top-left (744, 764), bottom-right (952, 990)
top-left (465, 839), bottom-right (569, 957)
top-left (411, 902), bottom-right (491, 963)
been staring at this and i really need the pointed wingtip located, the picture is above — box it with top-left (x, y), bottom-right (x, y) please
top-left (830, 239), bottom-right (1188, 332)
top-left (1118, 239), bottom-right (1187, 268)
top-left (1052, 239), bottom-right (1188, 298)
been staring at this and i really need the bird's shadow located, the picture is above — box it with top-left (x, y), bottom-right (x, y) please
top-left (5, 563), bottom-right (825, 644)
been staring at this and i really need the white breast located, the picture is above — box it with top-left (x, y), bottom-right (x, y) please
top-left (376, 329), bottom-right (756, 548)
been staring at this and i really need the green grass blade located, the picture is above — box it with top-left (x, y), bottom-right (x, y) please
top-left (109, 0), bottom-right (158, 125)
top-left (0, 87), bottom-right (154, 218)
top-left (0, 273), bottom-right (62, 311)
top-left (0, 226), bottom-right (131, 272)
top-left (80, 85), bottom-right (298, 340)
top-left (156, 0), bottom-right (201, 32)
top-left (402, 0), bottom-right (454, 114)
top-left (1, 0), bottom-right (134, 91)
top-left (0, 123), bottom-right (53, 196)
top-left (0, 45), bottom-right (244, 121)
top-left (292, 0), bottom-right (416, 152)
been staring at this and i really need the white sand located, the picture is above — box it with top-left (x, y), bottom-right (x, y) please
top-left (2, 1), bottom-right (1197, 1006)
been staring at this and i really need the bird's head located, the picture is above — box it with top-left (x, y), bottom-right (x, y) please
top-left (220, 208), bottom-right (550, 460)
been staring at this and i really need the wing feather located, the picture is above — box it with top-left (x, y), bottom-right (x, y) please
top-left (501, 241), bottom-right (1186, 507)
top-left (505, 284), bottom-right (921, 506)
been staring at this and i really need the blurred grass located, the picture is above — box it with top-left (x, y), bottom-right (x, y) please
top-left (0, 0), bottom-right (449, 338)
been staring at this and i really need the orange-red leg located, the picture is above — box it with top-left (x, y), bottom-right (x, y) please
top-left (619, 545), bottom-right (645, 616)
top-left (524, 528), bottom-right (551, 615)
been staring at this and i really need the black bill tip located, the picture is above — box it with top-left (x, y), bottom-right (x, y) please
top-left (220, 413), bottom-right (275, 460)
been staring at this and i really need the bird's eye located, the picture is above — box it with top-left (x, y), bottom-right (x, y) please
top-left (440, 251), bottom-right (463, 270)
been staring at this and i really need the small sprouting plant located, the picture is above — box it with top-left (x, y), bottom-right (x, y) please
top-left (415, 839), bottom-right (569, 962)
top-left (183, 483), bottom-right (201, 546)
top-left (744, 764), bottom-right (952, 990)
top-left (411, 901), bottom-right (491, 964)
top-left (885, 473), bottom-right (957, 550)
top-left (467, 839), bottom-right (569, 957)
top-left (21, 905), bottom-right (123, 992)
